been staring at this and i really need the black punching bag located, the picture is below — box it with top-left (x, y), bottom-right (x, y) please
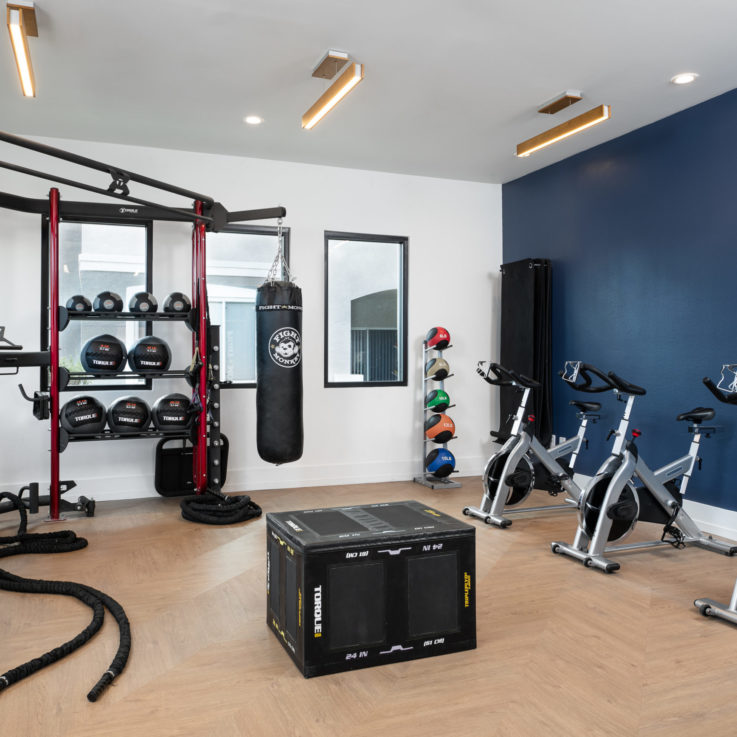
top-left (256, 280), bottom-right (304, 463)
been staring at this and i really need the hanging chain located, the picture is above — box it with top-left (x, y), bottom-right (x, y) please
top-left (266, 216), bottom-right (292, 284)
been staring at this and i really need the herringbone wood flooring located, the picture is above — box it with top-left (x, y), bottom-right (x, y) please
top-left (2, 479), bottom-right (737, 737)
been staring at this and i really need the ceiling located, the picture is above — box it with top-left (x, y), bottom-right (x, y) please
top-left (2, 0), bottom-right (737, 184)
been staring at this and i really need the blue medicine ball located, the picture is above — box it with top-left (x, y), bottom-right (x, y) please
top-left (425, 448), bottom-right (456, 478)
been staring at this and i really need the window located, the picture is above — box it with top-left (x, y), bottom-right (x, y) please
top-left (205, 225), bottom-right (290, 387)
top-left (324, 231), bottom-right (408, 387)
top-left (49, 218), bottom-right (153, 391)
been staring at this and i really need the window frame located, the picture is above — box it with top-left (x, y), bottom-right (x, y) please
top-left (323, 230), bottom-right (409, 388)
top-left (206, 223), bottom-right (290, 389)
top-left (41, 215), bottom-right (154, 393)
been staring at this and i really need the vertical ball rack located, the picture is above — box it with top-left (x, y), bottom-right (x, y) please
top-left (413, 335), bottom-right (461, 489)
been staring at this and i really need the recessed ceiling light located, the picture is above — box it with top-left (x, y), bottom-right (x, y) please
top-left (670, 72), bottom-right (698, 85)
top-left (244, 115), bottom-right (263, 125)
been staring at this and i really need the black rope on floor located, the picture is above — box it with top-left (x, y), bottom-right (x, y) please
top-left (0, 491), bottom-right (131, 702)
top-left (180, 488), bottom-right (262, 525)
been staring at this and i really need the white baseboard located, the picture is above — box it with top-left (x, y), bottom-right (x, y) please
top-left (2, 455), bottom-right (487, 505)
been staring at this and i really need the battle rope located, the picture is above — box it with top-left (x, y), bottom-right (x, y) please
top-left (180, 488), bottom-right (262, 525)
top-left (0, 492), bottom-right (131, 701)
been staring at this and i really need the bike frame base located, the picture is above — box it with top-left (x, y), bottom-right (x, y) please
top-left (465, 499), bottom-right (576, 528)
top-left (694, 598), bottom-right (737, 625)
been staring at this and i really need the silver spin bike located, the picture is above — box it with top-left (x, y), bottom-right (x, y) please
top-left (695, 365), bottom-right (737, 623)
top-left (463, 361), bottom-right (613, 528)
top-left (552, 370), bottom-right (737, 573)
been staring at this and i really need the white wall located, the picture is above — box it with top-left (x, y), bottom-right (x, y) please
top-left (0, 137), bottom-right (502, 502)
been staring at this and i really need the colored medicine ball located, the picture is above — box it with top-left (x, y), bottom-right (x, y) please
top-left (152, 393), bottom-right (192, 431)
top-left (425, 389), bottom-right (450, 413)
top-left (163, 292), bottom-right (191, 313)
top-left (93, 291), bottom-right (124, 312)
top-left (60, 395), bottom-right (106, 434)
top-left (127, 336), bottom-right (172, 374)
top-left (425, 448), bottom-right (456, 478)
top-left (80, 334), bottom-right (127, 374)
top-left (424, 413), bottom-right (455, 443)
top-left (66, 294), bottom-right (92, 313)
top-left (425, 326), bottom-right (450, 350)
top-left (129, 291), bottom-right (158, 313)
top-left (425, 357), bottom-right (450, 381)
top-left (107, 396), bottom-right (151, 433)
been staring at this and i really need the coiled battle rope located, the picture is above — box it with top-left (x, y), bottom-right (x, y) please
top-left (180, 488), bottom-right (262, 525)
top-left (0, 492), bottom-right (130, 702)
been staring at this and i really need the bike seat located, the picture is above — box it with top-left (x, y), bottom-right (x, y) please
top-left (676, 407), bottom-right (715, 424)
top-left (569, 400), bottom-right (601, 413)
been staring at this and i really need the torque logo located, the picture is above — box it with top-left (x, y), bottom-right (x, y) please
top-left (464, 572), bottom-right (472, 608)
top-left (119, 207), bottom-right (139, 214)
top-left (269, 328), bottom-right (301, 368)
top-left (313, 585), bottom-right (323, 637)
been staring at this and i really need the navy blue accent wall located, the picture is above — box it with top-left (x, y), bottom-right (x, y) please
top-left (503, 88), bottom-right (737, 511)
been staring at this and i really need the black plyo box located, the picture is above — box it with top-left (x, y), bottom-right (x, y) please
top-left (266, 500), bottom-right (476, 677)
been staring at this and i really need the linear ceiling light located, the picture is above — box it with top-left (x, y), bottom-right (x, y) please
top-left (516, 104), bottom-right (611, 157)
top-left (6, 1), bottom-right (37, 97)
top-left (302, 60), bottom-right (364, 130)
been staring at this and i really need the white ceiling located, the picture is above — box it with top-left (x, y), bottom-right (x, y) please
top-left (2, 0), bottom-right (737, 184)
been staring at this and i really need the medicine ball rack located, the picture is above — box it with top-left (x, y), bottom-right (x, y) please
top-left (413, 339), bottom-right (461, 490)
top-left (0, 129), bottom-right (286, 520)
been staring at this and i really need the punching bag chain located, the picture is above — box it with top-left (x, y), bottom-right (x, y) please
top-left (266, 217), bottom-right (292, 284)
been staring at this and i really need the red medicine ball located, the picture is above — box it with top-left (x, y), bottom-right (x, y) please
top-left (425, 326), bottom-right (450, 350)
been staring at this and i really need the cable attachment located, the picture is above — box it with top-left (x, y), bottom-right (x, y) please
top-left (266, 216), bottom-right (292, 284)
top-left (107, 169), bottom-right (130, 196)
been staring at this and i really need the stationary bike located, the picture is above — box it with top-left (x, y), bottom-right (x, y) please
top-left (552, 370), bottom-right (737, 573)
top-left (695, 365), bottom-right (737, 624)
top-left (463, 361), bottom-right (613, 528)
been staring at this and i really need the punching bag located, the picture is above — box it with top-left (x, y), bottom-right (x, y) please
top-left (256, 280), bottom-right (304, 463)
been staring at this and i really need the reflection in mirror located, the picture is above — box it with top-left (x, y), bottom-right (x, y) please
top-left (325, 232), bottom-right (407, 386)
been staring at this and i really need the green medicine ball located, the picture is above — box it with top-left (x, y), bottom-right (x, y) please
top-left (425, 389), bottom-right (450, 413)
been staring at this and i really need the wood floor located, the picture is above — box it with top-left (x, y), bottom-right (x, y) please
top-left (3, 479), bottom-right (737, 737)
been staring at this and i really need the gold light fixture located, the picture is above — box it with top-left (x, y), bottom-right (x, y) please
top-left (6, 1), bottom-right (37, 97)
top-left (516, 104), bottom-right (611, 157)
top-left (302, 51), bottom-right (364, 130)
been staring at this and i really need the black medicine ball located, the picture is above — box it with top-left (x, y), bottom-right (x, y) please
top-left (107, 396), bottom-right (151, 433)
top-left (129, 292), bottom-right (158, 313)
top-left (80, 334), bottom-right (127, 374)
top-left (60, 395), bottom-right (106, 434)
top-left (128, 336), bottom-right (172, 374)
top-left (66, 294), bottom-right (92, 313)
top-left (152, 393), bottom-right (192, 431)
top-left (163, 292), bottom-right (191, 313)
top-left (93, 291), bottom-right (124, 312)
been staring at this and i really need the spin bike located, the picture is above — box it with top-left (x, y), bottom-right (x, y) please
top-left (463, 361), bottom-right (615, 528)
top-left (552, 371), bottom-right (737, 573)
top-left (695, 365), bottom-right (737, 624)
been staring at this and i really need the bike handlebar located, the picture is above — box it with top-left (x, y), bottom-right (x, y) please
top-left (703, 377), bottom-right (737, 405)
top-left (560, 363), bottom-right (614, 393)
top-left (476, 362), bottom-right (540, 389)
top-left (607, 371), bottom-right (647, 396)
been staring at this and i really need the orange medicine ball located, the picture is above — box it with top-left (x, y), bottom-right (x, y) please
top-left (424, 413), bottom-right (455, 443)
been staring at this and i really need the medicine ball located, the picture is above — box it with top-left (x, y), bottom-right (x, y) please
top-left (424, 413), bottom-right (455, 443)
top-left (425, 326), bottom-right (450, 350)
top-left (425, 357), bottom-right (450, 381)
top-left (425, 389), bottom-right (450, 413)
top-left (80, 334), bottom-right (127, 374)
top-left (425, 448), bottom-right (456, 478)
top-left (93, 291), bottom-right (124, 312)
top-left (163, 292), bottom-right (191, 313)
top-left (129, 291), bottom-right (158, 313)
top-left (66, 294), bottom-right (92, 313)
top-left (152, 393), bottom-right (192, 431)
top-left (60, 395), bottom-right (106, 434)
top-left (107, 396), bottom-right (151, 433)
top-left (128, 336), bottom-right (172, 374)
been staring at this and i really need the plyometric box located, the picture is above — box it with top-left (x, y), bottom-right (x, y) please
top-left (266, 500), bottom-right (476, 677)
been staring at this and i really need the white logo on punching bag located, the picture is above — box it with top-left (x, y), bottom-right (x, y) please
top-left (268, 328), bottom-right (301, 367)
